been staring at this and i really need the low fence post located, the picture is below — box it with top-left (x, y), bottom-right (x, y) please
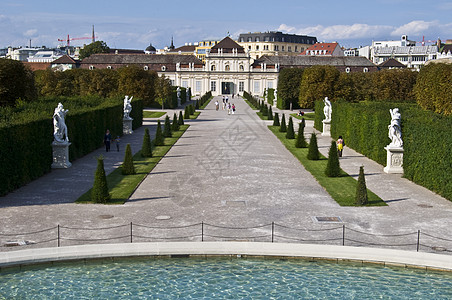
top-left (271, 222), bottom-right (274, 243)
top-left (201, 222), bottom-right (204, 242)
top-left (417, 230), bottom-right (420, 252)
top-left (342, 225), bottom-right (345, 246)
top-left (57, 224), bottom-right (60, 247)
top-left (130, 222), bottom-right (133, 243)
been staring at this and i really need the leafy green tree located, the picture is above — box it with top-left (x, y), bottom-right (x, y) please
top-left (286, 116), bottom-right (295, 139)
top-left (307, 133), bottom-right (320, 160)
top-left (154, 74), bottom-right (172, 109)
top-left (163, 115), bottom-right (172, 137)
top-left (295, 121), bottom-right (307, 148)
top-left (0, 58), bottom-right (37, 106)
top-left (154, 119), bottom-right (164, 146)
top-left (91, 156), bottom-right (111, 203)
top-left (122, 143), bottom-right (136, 175)
top-left (79, 41), bottom-right (110, 59)
top-left (273, 112), bottom-right (280, 126)
top-left (141, 128), bottom-right (152, 157)
top-left (372, 69), bottom-right (417, 102)
top-left (280, 114), bottom-right (287, 132)
top-left (414, 63), bottom-right (452, 115)
top-left (325, 141), bottom-right (341, 177)
top-left (277, 68), bottom-right (303, 109)
top-left (178, 111), bottom-right (184, 125)
top-left (118, 65), bottom-right (156, 105)
top-left (355, 166), bottom-right (368, 205)
top-left (299, 65), bottom-right (340, 108)
top-left (34, 69), bottom-right (57, 97)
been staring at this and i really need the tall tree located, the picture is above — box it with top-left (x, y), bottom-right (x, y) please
top-left (0, 58), bottom-right (37, 106)
top-left (299, 65), bottom-right (340, 108)
top-left (79, 41), bottom-right (110, 59)
top-left (277, 68), bottom-right (304, 109)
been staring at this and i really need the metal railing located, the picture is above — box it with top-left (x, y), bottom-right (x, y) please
top-left (1, 222), bottom-right (451, 254)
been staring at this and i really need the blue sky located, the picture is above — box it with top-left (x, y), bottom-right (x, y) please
top-left (1, 0), bottom-right (451, 50)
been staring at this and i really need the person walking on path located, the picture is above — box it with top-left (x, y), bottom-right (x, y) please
top-left (227, 103), bottom-right (231, 115)
top-left (232, 104), bottom-right (236, 114)
top-left (215, 100), bottom-right (219, 111)
top-left (115, 136), bottom-right (120, 152)
top-left (337, 136), bottom-right (344, 157)
top-left (104, 130), bottom-right (112, 152)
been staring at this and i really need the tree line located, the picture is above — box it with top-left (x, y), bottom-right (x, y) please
top-left (277, 63), bottom-right (452, 116)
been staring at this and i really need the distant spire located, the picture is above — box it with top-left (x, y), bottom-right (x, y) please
top-left (92, 25), bottom-right (95, 43)
top-left (170, 36), bottom-right (175, 50)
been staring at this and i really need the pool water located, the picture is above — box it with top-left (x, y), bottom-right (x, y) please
top-left (0, 257), bottom-right (451, 299)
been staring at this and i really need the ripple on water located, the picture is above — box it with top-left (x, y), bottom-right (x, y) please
top-left (0, 258), bottom-right (451, 299)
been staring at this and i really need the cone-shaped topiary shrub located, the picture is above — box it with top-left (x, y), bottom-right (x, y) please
top-left (163, 115), bottom-right (172, 137)
top-left (122, 143), bottom-right (136, 175)
top-left (184, 106), bottom-right (190, 119)
top-left (154, 119), bottom-right (164, 146)
top-left (171, 112), bottom-right (179, 131)
top-left (262, 104), bottom-right (268, 116)
top-left (280, 114), bottom-right (287, 132)
top-left (268, 106), bottom-right (273, 120)
top-left (273, 112), bottom-right (280, 126)
top-left (195, 100), bottom-right (199, 109)
top-left (189, 104), bottom-right (195, 115)
top-left (355, 166), bottom-right (368, 205)
top-left (286, 116), bottom-right (295, 139)
top-left (178, 111), bottom-right (184, 125)
top-left (295, 121), bottom-right (307, 148)
top-left (141, 128), bottom-right (152, 157)
top-left (325, 141), bottom-right (341, 177)
top-left (307, 133), bottom-right (320, 160)
top-left (91, 156), bottom-right (110, 204)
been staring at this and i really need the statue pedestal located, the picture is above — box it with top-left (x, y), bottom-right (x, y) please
top-left (177, 98), bottom-right (181, 107)
top-left (51, 141), bottom-right (72, 169)
top-left (123, 118), bottom-right (133, 135)
top-left (384, 146), bottom-right (404, 174)
top-left (322, 120), bottom-right (331, 136)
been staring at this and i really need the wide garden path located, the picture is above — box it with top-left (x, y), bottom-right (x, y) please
top-left (0, 96), bottom-right (451, 254)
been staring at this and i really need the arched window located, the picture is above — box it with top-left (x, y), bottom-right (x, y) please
top-left (89, 65), bottom-right (94, 70)
top-left (363, 67), bottom-right (368, 73)
top-left (161, 66), bottom-right (166, 71)
top-left (239, 65), bottom-right (244, 71)
top-left (211, 65), bottom-right (216, 71)
top-left (225, 65), bottom-right (230, 71)
top-left (107, 66), bottom-right (112, 69)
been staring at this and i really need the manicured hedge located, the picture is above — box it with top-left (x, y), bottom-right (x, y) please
top-left (316, 100), bottom-right (452, 201)
top-left (0, 97), bottom-right (143, 196)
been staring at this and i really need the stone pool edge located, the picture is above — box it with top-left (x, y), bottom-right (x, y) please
top-left (1, 242), bottom-right (451, 272)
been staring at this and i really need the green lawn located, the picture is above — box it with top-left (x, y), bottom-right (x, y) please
top-left (268, 126), bottom-right (386, 207)
top-left (76, 124), bottom-right (190, 204)
top-left (290, 112), bottom-right (315, 121)
top-left (143, 111), bottom-right (167, 118)
top-left (244, 99), bottom-right (259, 110)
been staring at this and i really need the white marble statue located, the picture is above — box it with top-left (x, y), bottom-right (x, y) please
top-left (274, 88), bottom-right (277, 100)
top-left (53, 102), bottom-right (69, 143)
top-left (123, 95), bottom-right (133, 120)
top-left (323, 97), bottom-right (332, 122)
top-left (177, 87), bottom-right (181, 99)
top-left (388, 108), bottom-right (403, 147)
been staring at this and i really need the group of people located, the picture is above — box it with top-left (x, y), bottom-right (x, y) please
top-left (103, 130), bottom-right (120, 152)
top-left (215, 96), bottom-right (236, 115)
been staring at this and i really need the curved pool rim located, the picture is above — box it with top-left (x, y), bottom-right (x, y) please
top-left (1, 242), bottom-right (451, 271)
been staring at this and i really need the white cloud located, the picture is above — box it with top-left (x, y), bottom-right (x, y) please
top-left (23, 29), bottom-right (38, 37)
top-left (278, 23), bottom-right (391, 41)
top-left (391, 20), bottom-right (436, 36)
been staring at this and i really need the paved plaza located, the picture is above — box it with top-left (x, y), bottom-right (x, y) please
top-left (0, 96), bottom-right (451, 253)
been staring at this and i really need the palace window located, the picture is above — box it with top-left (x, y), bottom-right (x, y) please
top-left (182, 81), bottom-right (188, 88)
top-left (239, 81), bottom-right (244, 92)
top-left (211, 65), bottom-right (216, 71)
top-left (225, 65), bottom-right (230, 71)
top-left (267, 81), bottom-right (273, 89)
top-left (256, 45), bottom-right (259, 50)
top-left (274, 45), bottom-right (279, 51)
top-left (196, 80), bottom-right (202, 92)
top-left (210, 81), bottom-right (216, 92)
top-left (239, 65), bottom-right (244, 71)
top-left (256, 37), bottom-right (260, 42)
top-left (281, 46), bottom-right (285, 51)
top-left (247, 37), bottom-right (252, 42)
top-left (254, 81), bottom-right (260, 93)
top-left (288, 46), bottom-right (292, 52)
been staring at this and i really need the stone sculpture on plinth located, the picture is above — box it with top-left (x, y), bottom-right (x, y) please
top-left (273, 89), bottom-right (277, 108)
top-left (52, 103), bottom-right (72, 168)
top-left (177, 87), bottom-right (181, 107)
top-left (123, 95), bottom-right (133, 134)
top-left (322, 97), bottom-right (332, 136)
top-left (384, 108), bottom-right (404, 173)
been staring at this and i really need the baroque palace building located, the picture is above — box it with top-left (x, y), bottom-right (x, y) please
top-left (80, 36), bottom-right (377, 97)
